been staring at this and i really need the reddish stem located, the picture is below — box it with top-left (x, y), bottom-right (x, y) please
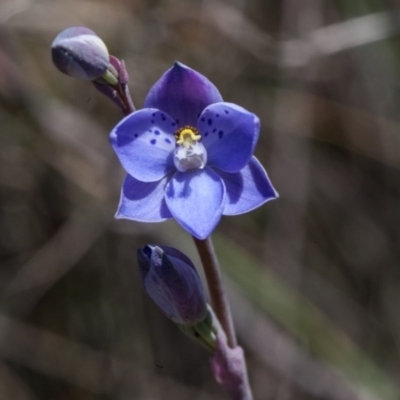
top-left (193, 236), bottom-right (237, 348)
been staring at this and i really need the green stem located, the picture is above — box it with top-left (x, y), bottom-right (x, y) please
top-left (193, 236), bottom-right (237, 348)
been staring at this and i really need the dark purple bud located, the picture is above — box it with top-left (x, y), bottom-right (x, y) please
top-left (137, 245), bottom-right (207, 325)
top-left (51, 26), bottom-right (110, 80)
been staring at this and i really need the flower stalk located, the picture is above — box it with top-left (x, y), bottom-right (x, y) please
top-left (51, 29), bottom-right (278, 399)
top-left (193, 236), bottom-right (237, 348)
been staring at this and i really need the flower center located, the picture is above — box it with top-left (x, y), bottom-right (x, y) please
top-left (173, 126), bottom-right (207, 172)
top-left (175, 126), bottom-right (201, 145)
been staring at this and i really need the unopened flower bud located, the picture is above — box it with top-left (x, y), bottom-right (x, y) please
top-left (51, 26), bottom-right (110, 81)
top-left (137, 245), bottom-right (207, 325)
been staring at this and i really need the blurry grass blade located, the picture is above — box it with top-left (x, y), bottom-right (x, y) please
top-left (214, 235), bottom-right (400, 400)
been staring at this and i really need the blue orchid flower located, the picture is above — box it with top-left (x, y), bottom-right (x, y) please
top-left (110, 62), bottom-right (278, 239)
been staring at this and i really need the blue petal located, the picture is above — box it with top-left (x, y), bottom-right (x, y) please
top-left (110, 108), bottom-right (176, 182)
top-left (144, 62), bottom-right (223, 127)
top-left (218, 157), bottom-right (278, 215)
top-left (165, 168), bottom-right (225, 239)
top-left (198, 103), bottom-right (260, 173)
top-left (116, 174), bottom-right (172, 222)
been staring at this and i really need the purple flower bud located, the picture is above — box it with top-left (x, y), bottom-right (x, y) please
top-left (137, 245), bottom-right (207, 325)
top-left (51, 26), bottom-right (110, 80)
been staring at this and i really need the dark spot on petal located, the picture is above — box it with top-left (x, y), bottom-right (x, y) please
top-left (212, 128), bottom-right (217, 133)
top-left (171, 122), bottom-right (176, 126)
top-left (218, 130), bottom-right (224, 139)
top-left (224, 109), bottom-right (229, 114)
top-left (165, 138), bottom-right (171, 144)
top-left (161, 114), bottom-right (166, 121)
top-left (154, 129), bottom-right (160, 135)
top-left (150, 139), bottom-right (156, 145)
top-left (134, 133), bottom-right (139, 138)
top-left (148, 129), bottom-right (152, 133)
top-left (152, 112), bottom-right (156, 117)
top-left (151, 120), bottom-right (155, 124)
top-left (201, 118), bottom-right (205, 122)
top-left (204, 131), bottom-right (209, 137)
top-left (216, 114), bottom-right (219, 117)
top-left (208, 118), bottom-right (212, 126)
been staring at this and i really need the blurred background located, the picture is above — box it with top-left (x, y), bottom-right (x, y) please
top-left (1, 0), bottom-right (400, 399)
